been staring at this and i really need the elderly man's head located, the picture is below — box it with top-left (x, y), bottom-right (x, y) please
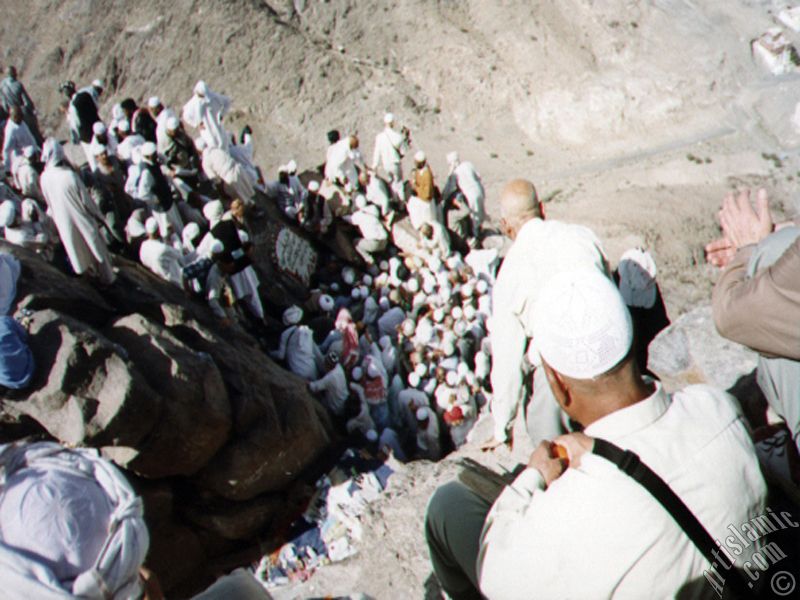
top-left (534, 269), bottom-right (651, 428)
top-left (499, 178), bottom-right (543, 240)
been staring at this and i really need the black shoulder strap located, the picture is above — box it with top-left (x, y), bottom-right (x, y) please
top-left (593, 438), bottom-right (755, 599)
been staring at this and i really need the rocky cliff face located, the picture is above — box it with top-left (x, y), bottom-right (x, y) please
top-left (0, 238), bottom-right (334, 595)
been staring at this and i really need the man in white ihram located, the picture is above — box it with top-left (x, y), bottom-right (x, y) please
top-left (425, 268), bottom-right (767, 599)
top-left (371, 112), bottom-right (408, 201)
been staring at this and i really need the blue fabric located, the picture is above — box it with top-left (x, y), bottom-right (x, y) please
top-left (0, 253), bottom-right (21, 315)
top-left (0, 316), bottom-right (33, 389)
top-left (368, 401), bottom-right (391, 431)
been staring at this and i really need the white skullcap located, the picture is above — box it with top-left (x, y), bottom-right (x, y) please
top-left (354, 194), bottom-right (367, 210)
top-left (342, 267), bottom-right (356, 285)
top-left (141, 141), bottom-right (157, 157)
top-left (359, 286), bottom-right (370, 299)
top-left (285, 206), bottom-right (299, 218)
top-left (454, 320), bottom-right (468, 336)
top-left (416, 407), bottom-right (429, 421)
top-left (307, 180), bottom-right (320, 193)
top-left (286, 159), bottom-right (298, 174)
top-left (166, 116), bottom-right (180, 130)
top-left (407, 278), bottom-right (420, 293)
top-left (408, 372), bottom-right (421, 387)
top-left (92, 121), bottom-right (107, 135)
top-left (443, 340), bottom-right (456, 357)
top-left (0, 201), bottom-right (16, 227)
top-left (203, 200), bottom-right (224, 223)
top-left (414, 150), bottom-right (426, 163)
top-left (384, 112), bottom-right (395, 125)
top-left (476, 279), bottom-right (488, 294)
top-left (463, 305), bottom-right (476, 320)
top-left (366, 429), bottom-right (379, 442)
top-left (194, 80), bottom-right (208, 96)
top-left (379, 260), bottom-right (389, 271)
top-left (22, 146), bottom-right (36, 158)
top-left (91, 144), bottom-right (108, 157)
top-left (401, 319), bottom-right (415, 337)
top-left (144, 217), bottom-right (159, 235)
top-left (429, 256), bottom-right (443, 273)
top-left (445, 371), bottom-right (458, 386)
top-left (379, 335), bottom-right (392, 350)
top-left (282, 305), bottom-right (303, 326)
top-left (147, 96), bottom-right (160, 108)
top-left (91, 78), bottom-right (104, 89)
top-left (457, 362), bottom-right (470, 376)
top-left (461, 283), bottom-right (474, 297)
top-left (352, 366), bottom-right (363, 380)
top-left (379, 296), bottom-right (390, 310)
top-left (367, 362), bottom-right (381, 379)
top-left (433, 308), bottom-right (445, 323)
top-left (319, 294), bottom-right (334, 312)
top-left (117, 120), bottom-right (130, 132)
top-left (362, 274), bottom-right (373, 287)
top-left (446, 151), bottom-right (459, 165)
top-left (330, 282), bottom-right (340, 292)
top-left (182, 221), bottom-right (200, 240)
top-left (451, 306), bottom-right (463, 320)
top-left (422, 279), bottom-right (435, 295)
top-left (351, 288), bottom-right (361, 299)
top-left (534, 269), bottom-right (633, 379)
top-left (414, 363), bottom-right (427, 377)
top-left (194, 137), bottom-right (207, 152)
top-left (617, 248), bottom-right (658, 309)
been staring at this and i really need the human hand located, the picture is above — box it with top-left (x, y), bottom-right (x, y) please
top-left (718, 189), bottom-right (773, 251)
top-left (704, 237), bottom-right (736, 268)
top-left (528, 440), bottom-right (567, 486)
top-left (553, 432), bottom-right (594, 469)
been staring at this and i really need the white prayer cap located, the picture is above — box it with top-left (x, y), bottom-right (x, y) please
top-left (429, 256), bottom-right (442, 273)
top-left (476, 279), bottom-right (488, 294)
top-left (0, 201), bottom-right (16, 227)
top-left (351, 288), bottom-right (360, 299)
top-left (307, 180), bottom-right (320, 193)
top-left (422, 278), bottom-right (435, 295)
top-left (401, 319), bottom-right (415, 337)
top-left (407, 278), bottom-right (420, 293)
top-left (433, 308), bottom-right (445, 323)
top-left (92, 121), bottom-right (107, 135)
top-left (416, 407), bottom-right (429, 421)
top-left (366, 429), bottom-right (379, 442)
top-left (91, 144), bottom-right (108, 157)
top-left (445, 371), bottom-right (458, 386)
top-left (408, 372), bottom-right (421, 387)
top-left (285, 206), bottom-right (298, 218)
top-left (379, 296), bottom-right (390, 310)
top-left (461, 283), bottom-right (474, 297)
top-left (342, 266), bottom-right (356, 285)
top-left (141, 141), bottom-right (157, 157)
top-left (362, 274), bottom-right (373, 286)
top-left (457, 362), bottom-right (470, 376)
top-left (451, 306), bottom-right (463, 320)
top-left (286, 159), bottom-right (298, 174)
top-left (194, 80), bottom-right (209, 96)
top-left (463, 305), bottom-right (476, 320)
top-left (617, 248), bottom-right (658, 309)
top-left (117, 119), bottom-right (130, 132)
top-left (182, 221), bottom-right (200, 240)
top-left (367, 362), bottom-right (381, 379)
top-left (354, 194), bottom-right (367, 210)
top-left (283, 305), bottom-right (303, 326)
top-left (379, 260), bottom-right (389, 271)
top-left (414, 363), bottom-right (427, 377)
top-left (194, 137), bottom-right (207, 152)
top-left (319, 294), bottom-right (334, 312)
top-left (144, 217), bottom-right (159, 235)
top-left (414, 150), bottom-right (426, 163)
top-left (379, 335), bottom-right (392, 350)
top-left (383, 112), bottom-right (395, 125)
top-left (534, 269), bottom-right (633, 379)
top-left (359, 285), bottom-right (370, 299)
top-left (443, 340), bottom-right (456, 356)
top-left (147, 96), bottom-right (160, 108)
top-left (22, 146), bottom-right (36, 158)
top-left (453, 319), bottom-right (468, 336)
top-left (203, 200), bottom-right (224, 223)
top-left (352, 366), bottom-right (363, 380)
top-left (41, 137), bottom-right (65, 169)
top-left (166, 116), bottom-right (180, 130)
top-left (91, 78), bottom-right (104, 89)
top-left (330, 282), bottom-right (340, 292)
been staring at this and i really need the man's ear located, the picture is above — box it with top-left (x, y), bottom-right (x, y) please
top-left (542, 360), bottom-right (570, 408)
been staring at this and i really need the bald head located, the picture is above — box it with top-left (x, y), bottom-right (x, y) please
top-left (499, 179), bottom-right (542, 237)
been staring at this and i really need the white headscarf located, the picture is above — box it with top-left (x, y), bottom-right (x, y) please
top-left (41, 138), bottom-right (65, 170)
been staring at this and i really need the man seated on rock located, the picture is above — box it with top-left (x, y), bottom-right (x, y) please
top-left (139, 217), bottom-right (186, 287)
top-left (706, 188), bottom-right (800, 454)
top-left (342, 195), bottom-right (388, 266)
top-left (425, 268), bottom-right (768, 599)
top-left (308, 350), bottom-right (348, 417)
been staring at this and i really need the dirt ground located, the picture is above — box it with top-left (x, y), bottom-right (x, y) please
top-left (5, 1), bottom-right (800, 597)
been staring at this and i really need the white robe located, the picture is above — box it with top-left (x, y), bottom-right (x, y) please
top-left (139, 238), bottom-right (185, 286)
top-left (202, 147), bottom-right (256, 203)
top-left (452, 161), bottom-right (486, 228)
top-left (155, 108), bottom-right (177, 154)
top-left (40, 165), bottom-right (114, 281)
top-left (13, 160), bottom-right (42, 201)
top-left (182, 89), bottom-right (231, 150)
top-left (324, 138), bottom-right (358, 185)
top-left (2, 120), bottom-right (37, 174)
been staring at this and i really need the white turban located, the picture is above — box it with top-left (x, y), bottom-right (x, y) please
top-left (141, 141), bottom-right (157, 157)
top-left (407, 278), bottom-right (420, 293)
top-left (408, 372), bottom-right (421, 388)
top-left (414, 150), bottom-right (426, 163)
top-left (283, 305), bottom-right (303, 326)
top-left (41, 138), bottom-right (65, 169)
top-left (117, 120), bottom-right (130, 133)
top-left (194, 80), bottom-right (209, 96)
top-left (533, 269), bottom-right (633, 379)
top-left (445, 371), bottom-right (458, 387)
top-left (0, 441), bottom-right (149, 600)
top-left (401, 319), bottom-right (415, 337)
top-left (313, 295), bottom-right (331, 313)
top-left (384, 112), bottom-right (395, 125)
top-left (416, 407), bottom-right (429, 421)
top-left (286, 159), bottom-right (298, 174)
top-left (342, 267), bottom-right (356, 286)
top-left (617, 248), bottom-right (658, 309)
top-left (0, 201), bottom-right (15, 227)
top-left (451, 306), bottom-right (463, 320)
top-left (367, 362), bottom-right (381, 379)
top-left (147, 96), bottom-right (160, 108)
top-left (166, 116), bottom-right (180, 130)
top-left (307, 180), bottom-right (320, 193)
top-left (203, 200), bottom-right (224, 224)
top-left (92, 121), bottom-right (107, 135)
top-left (144, 217), bottom-right (159, 235)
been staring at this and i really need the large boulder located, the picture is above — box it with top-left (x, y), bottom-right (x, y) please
top-left (6, 309), bottom-right (160, 447)
top-left (184, 492), bottom-right (284, 540)
top-left (103, 314), bottom-right (232, 477)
